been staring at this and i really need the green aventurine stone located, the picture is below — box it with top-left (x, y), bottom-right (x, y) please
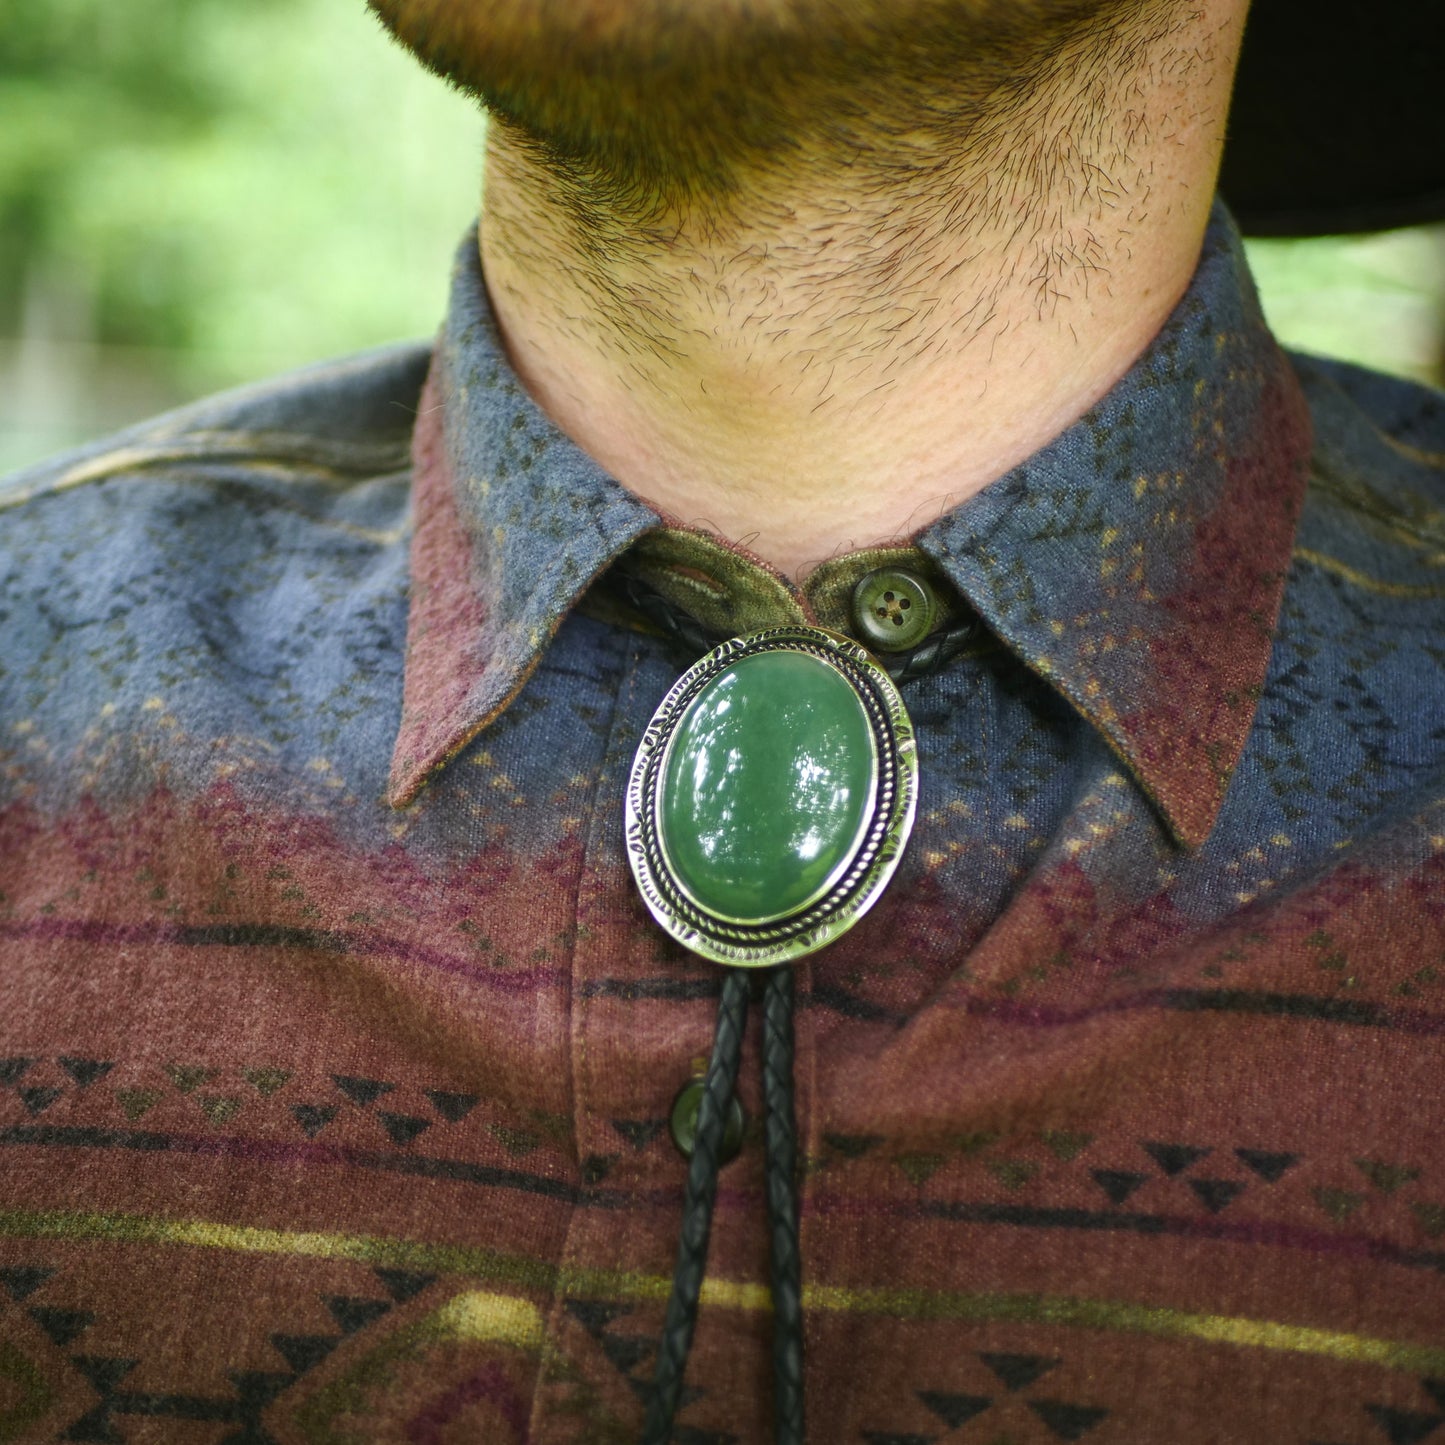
top-left (658, 650), bottom-right (878, 925)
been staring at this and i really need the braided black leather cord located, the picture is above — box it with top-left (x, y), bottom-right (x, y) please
top-left (628, 564), bottom-right (926, 1443)
top-left (883, 623), bottom-right (979, 682)
top-left (643, 969), bottom-right (751, 1445)
top-left (615, 569), bottom-right (978, 680)
top-left (616, 571), bottom-right (720, 659)
top-left (762, 965), bottom-right (804, 1445)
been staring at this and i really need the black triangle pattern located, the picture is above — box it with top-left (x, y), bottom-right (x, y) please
top-left (291, 1103), bottom-right (339, 1138)
top-left (1091, 1169), bottom-right (1146, 1206)
top-left (270, 1333), bottom-right (338, 1375)
top-left (1423, 1380), bottom-right (1445, 1412)
top-left (1235, 1148), bottom-right (1299, 1183)
top-left (62, 1403), bottom-right (124, 1443)
top-left (59, 1058), bottom-right (115, 1089)
top-left (291, 1103), bottom-right (338, 1138)
top-left (20, 1086), bottom-right (62, 1115)
top-left (566, 1298), bottom-right (633, 1338)
top-left (425, 1089), bottom-right (480, 1123)
top-left (0, 1265), bottom-right (54, 1302)
top-left (611, 1119), bottom-right (665, 1151)
top-left (0, 1057), bottom-right (34, 1086)
top-left (374, 1268), bottom-right (435, 1303)
top-left (1029, 1399), bottom-right (1109, 1440)
top-left (1188, 1178), bottom-right (1246, 1214)
top-left (325, 1296), bottom-right (391, 1335)
top-left (63, 1355), bottom-right (138, 1445)
top-left (979, 1353), bottom-right (1060, 1392)
top-left (1142, 1142), bottom-right (1211, 1176)
top-left (377, 1111), bottom-right (431, 1146)
top-left (68, 1356), bottom-right (138, 1394)
top-left (564, 1295), bottom-right (661, 1394)
top-left (332, 1075), bottom-right (394, 1107)
top-left (600, 1333), bottom-right (654, 1375)
top-left (62, 1356), bottom-right (291, 1444)
top-left (917, 1390), bottom-right (991, 1428)
top-left (1365, 1405), bottom-right (1445, 1445)
top-left (28, 1306), bottom-right (93, 1347)
top-left (862, 1434), bottom-right (936, 1445)
top-left (581, 1154), bottom-right (617, 1186)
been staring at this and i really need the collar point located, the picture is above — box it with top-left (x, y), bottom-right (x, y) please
top-left (386, 710), bottom-right (464, 810)
top-left (1151, 771), bottom-right (1231, 852)
top-left (385, 755), bottom-right (428, 811)
top-left (1166, 811), bottom-right (1217, 854)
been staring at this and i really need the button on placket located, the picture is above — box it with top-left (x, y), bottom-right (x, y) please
top-left (669, 1072), bottom-right (747, 1163)
top-left (535, 636), bottom-right (732, 1445)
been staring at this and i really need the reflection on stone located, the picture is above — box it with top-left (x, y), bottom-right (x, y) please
top-left (658, 650), bottom-right (878, 924)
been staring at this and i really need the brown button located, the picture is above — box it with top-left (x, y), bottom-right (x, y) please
top-left (851, 567), bottom-right (938, 652)
top-left (669, 1076), bottom-right (746, 1164)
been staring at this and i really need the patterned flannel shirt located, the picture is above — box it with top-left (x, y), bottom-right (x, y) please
top-left (2, 203), bottom-right (1444, 1445)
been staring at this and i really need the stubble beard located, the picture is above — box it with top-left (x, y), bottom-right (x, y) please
top-left (367, 0), bottom-right (1187, 221)
top-left (370, 0), bottom-right (1216, 408)
top-left (368, 0), bottom-right (1229, 572)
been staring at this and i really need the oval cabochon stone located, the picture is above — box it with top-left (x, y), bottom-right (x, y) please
top-left (658, 650), bottom-right (878, 925)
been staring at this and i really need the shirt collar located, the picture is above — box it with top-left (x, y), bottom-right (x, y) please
top-left (917, 215), bottom-right (1313, 845)
top-left (388, 207), bottom-right (1312, 849)
top-left (386, 242), bottom-right (661, 806)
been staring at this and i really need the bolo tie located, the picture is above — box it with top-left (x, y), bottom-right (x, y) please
top-left (617, 571), bottom-right (978, 1445)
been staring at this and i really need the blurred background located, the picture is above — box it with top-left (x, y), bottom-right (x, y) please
top-left (3, 0), bottom-right (1444, 475)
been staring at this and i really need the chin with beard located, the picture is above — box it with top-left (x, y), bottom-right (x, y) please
top-left (367, 0), bottom-right (1194, 214)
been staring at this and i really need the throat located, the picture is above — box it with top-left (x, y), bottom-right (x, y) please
top-left (478, 3), bottom-right (1243, 578)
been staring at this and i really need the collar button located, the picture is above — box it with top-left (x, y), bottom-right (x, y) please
top-left (851, 567), bottom-right (938, 652)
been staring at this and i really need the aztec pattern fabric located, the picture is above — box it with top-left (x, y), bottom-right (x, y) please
top-left (1, 204), bottom-right (1444, 1444)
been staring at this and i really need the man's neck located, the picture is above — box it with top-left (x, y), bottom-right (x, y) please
top-left (479, 1), bottom-right (1246, 579)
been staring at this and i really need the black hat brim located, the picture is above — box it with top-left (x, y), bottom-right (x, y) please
top-left (1220, 3), bottom-right (1445, 236)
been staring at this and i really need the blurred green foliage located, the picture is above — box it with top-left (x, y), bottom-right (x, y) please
top-left (1, 0), bottom-right (481, 469)
top-left (1, 0), bottom-right (244, 348)
top-left (1245, 228), bottom-right (1445, 389)
top-left (0, 0), bottom-right (1441, 474)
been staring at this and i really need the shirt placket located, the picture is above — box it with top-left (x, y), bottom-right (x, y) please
top-left (526, 629), bottom-right (787, 1444)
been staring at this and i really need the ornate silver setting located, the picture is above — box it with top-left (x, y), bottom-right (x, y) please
top-left (625, 626), bottom-right (918, 967)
